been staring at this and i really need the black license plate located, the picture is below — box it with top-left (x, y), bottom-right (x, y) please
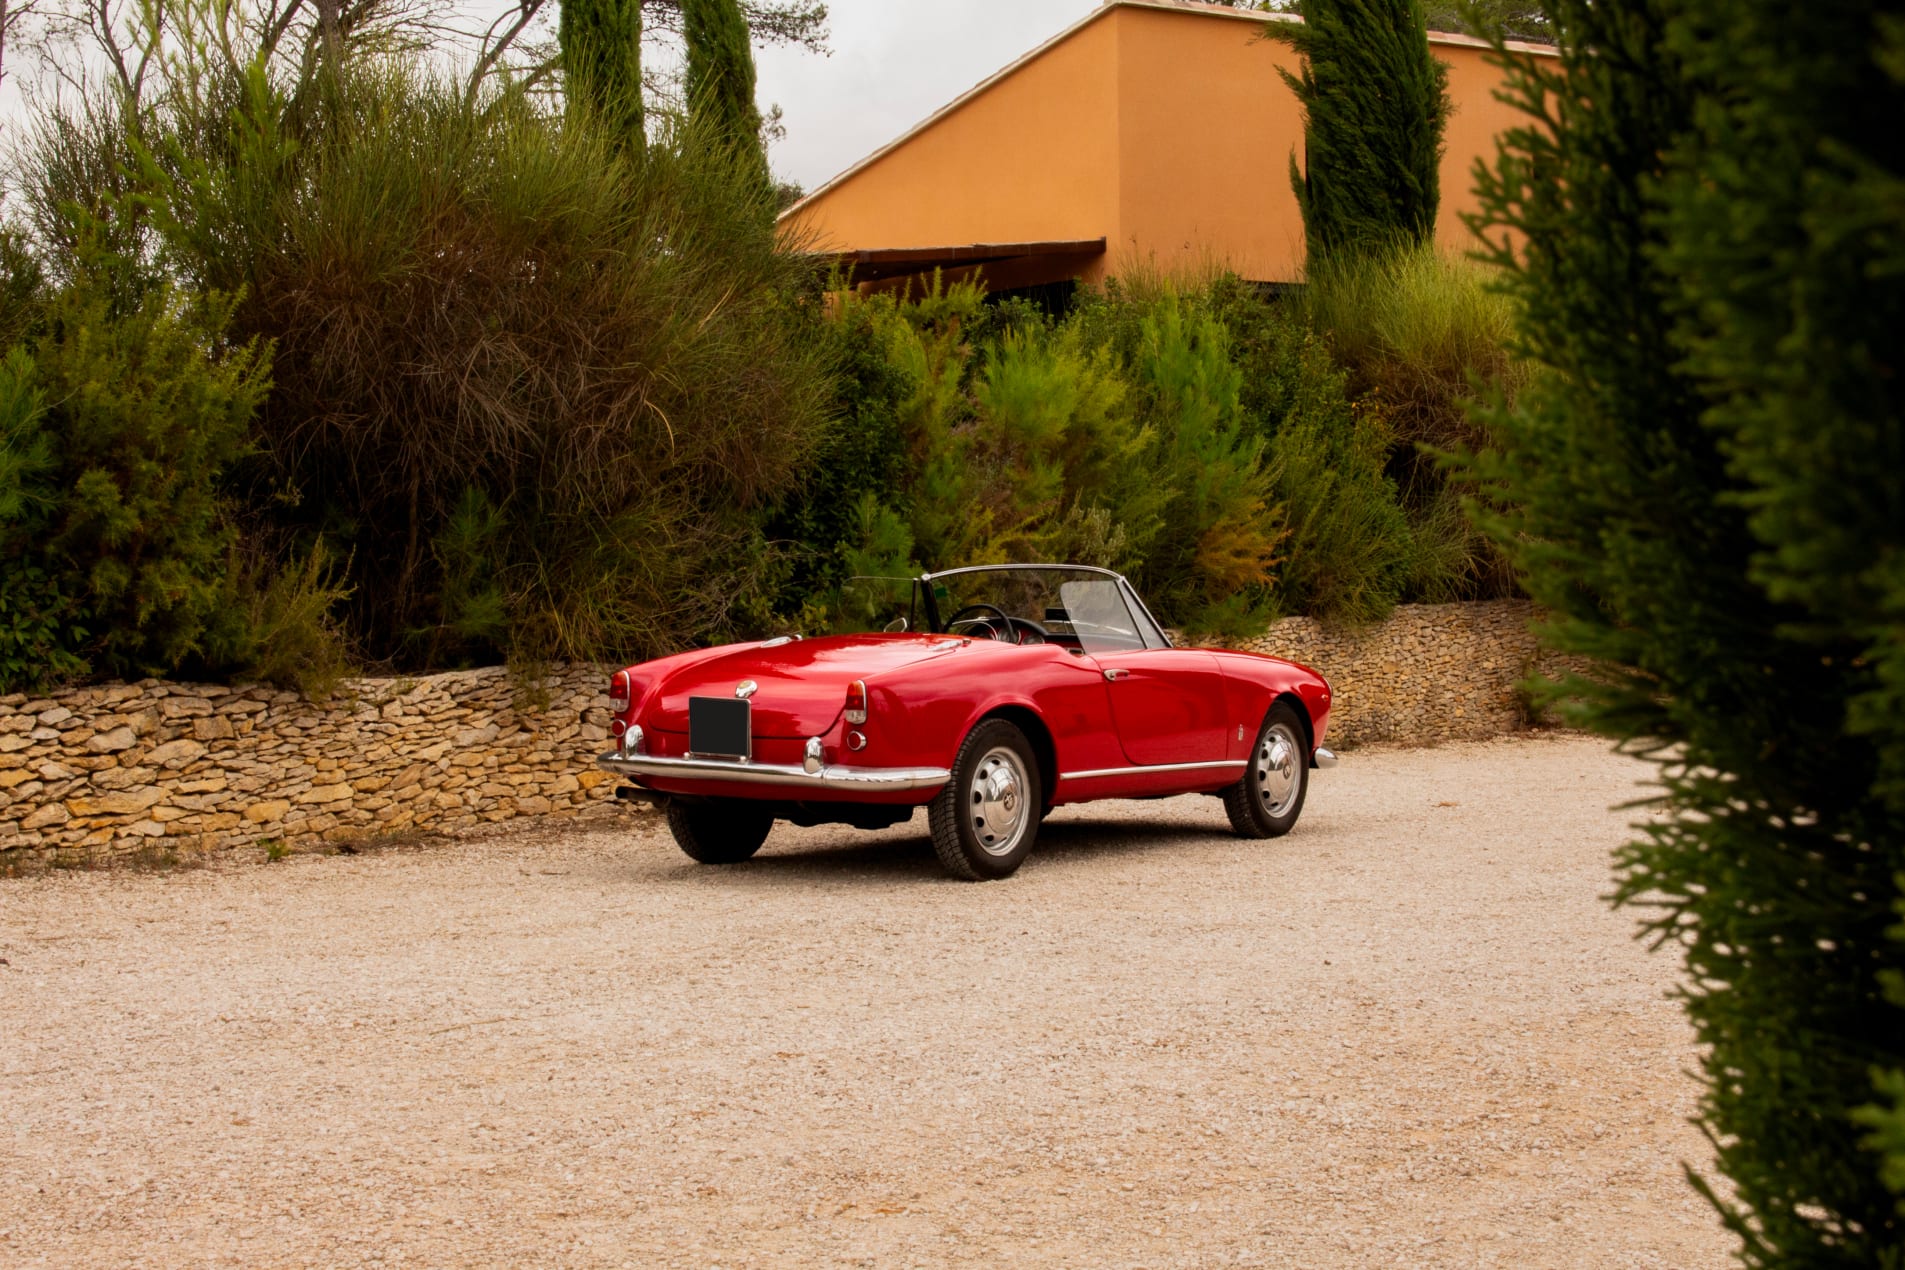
top-left (688, 696), bottom-right (751, 759)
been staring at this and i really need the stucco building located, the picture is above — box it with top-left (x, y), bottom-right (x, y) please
top-left (779, 0), bottom-right (1555, 295)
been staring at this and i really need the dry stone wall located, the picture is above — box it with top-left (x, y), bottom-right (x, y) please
top-left (0, 601), bottom-right (1571, 861)
top-left (1238, 599), bottom-right (1566, 746)
top-left (0, 666), bottom-right (616, 863)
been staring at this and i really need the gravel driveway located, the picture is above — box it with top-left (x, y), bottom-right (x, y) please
top-left (0, 734), bottom-right (1729, 1269)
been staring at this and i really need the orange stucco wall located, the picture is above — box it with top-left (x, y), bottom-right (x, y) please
top-left (777, 13), bottom-right (1123, 266)
top-left (781, 2), bottom-right (1549, 286)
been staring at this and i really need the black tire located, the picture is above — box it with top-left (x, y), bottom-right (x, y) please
top-left (928, 719), bottom-right (1043, 881)
top-left (666, 798), bottom-right (774, 864)
top-left (1222, 702), bottom-right (1311, 839)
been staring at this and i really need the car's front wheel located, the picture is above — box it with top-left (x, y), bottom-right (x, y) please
top-left (928, 719), bottom-right (1043, 880)
top-left (666, 798), bottom-right (774, 864)
top-left (1222, 702), bottom-right (1310, 838)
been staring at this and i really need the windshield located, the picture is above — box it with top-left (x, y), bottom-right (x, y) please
top-left (925, 567), bottom-right (1166, 653)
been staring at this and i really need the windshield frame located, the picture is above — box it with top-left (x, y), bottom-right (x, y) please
top-left (915, 564), bottom-right (1173, 650)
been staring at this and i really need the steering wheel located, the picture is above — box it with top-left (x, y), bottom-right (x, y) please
top-left (945, 603), bottom-right (1050, 645)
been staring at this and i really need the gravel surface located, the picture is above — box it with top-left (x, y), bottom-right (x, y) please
top-left (0, 734), bottom-right (1730, 1269)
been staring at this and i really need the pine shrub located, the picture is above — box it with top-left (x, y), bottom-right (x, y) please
top-left (1267, 0), bottom-right (1450, 262)
top-left (684, 0), bottom-right (770, 198)
top-left (1472, 0), bottom-right (1905, 1259)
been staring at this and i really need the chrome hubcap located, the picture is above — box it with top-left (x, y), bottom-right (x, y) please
top-left (1255, 723), bottom-right (1301, 818)
top-left (970, 746), bottom-right (1030, 857)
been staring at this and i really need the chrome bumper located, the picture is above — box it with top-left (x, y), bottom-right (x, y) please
top-left (596, 751), bottom-right (952, 793)
top-left (1313, 747), bottom-right (1339, 769)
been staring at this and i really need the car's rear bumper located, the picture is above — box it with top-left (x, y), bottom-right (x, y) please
top-left (596, 751), bottom-right (952, 793)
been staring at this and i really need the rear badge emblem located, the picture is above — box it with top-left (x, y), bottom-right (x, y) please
top-left (735, 681), bottom-right (758, 700)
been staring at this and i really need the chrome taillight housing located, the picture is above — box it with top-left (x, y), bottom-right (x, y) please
top-left (844, 679), bottom-right (868, 726)
top-left (609, 669), bottom-right (632, 713)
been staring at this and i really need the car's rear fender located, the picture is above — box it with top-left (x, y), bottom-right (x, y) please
top-left (975, 703), bottom-right (1058, 809)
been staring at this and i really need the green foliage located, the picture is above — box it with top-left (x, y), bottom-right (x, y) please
top-left (560, 0), bottom-right (645, 150)
top-left (684, 0), bottom-right (770, 197)
top-left (204, 538), bottom-right (355, 699)
top-left (1471, 0), bottom-right (1905, 1260)
top-left (0, 348), bottom-right (88, 689)
top-left (1298, 244), bottom-right (1525, 598)
top-left (1267, 0), bottom-right (1451, 262)
top-left (107, 64), bottom-right (828, 668)
top-left (9, 263), bottom-right (271, 683)
top-left (1208, 283), bottom-right (1421, 623)
top-left (1421, 0), bottom-right (1550, 41)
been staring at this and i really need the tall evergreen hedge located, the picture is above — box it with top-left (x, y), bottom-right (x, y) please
top-left (1472, 0), bottom-right (1905, 1261)
top-left (1266, 0), bottom-right (1450, 261)
top-left (684, 0), bottom-right (769, 196)
top-left (559, 0), bottom-right (645, 149)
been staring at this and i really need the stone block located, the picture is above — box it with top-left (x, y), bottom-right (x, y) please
top-left (86, 726), bottom-right (137, 754)
top-left (299, 783), bottom-right (353, 805)
top-left (244, 799), bottom-right (291, 824)
top-left (21, 803), bottom-right (68, 831)
top-left (65, 787), bottom-right (164, 816)
top-left (188, 715), bottom-right (233, 742)
top-left (147, 739), bottom-right (207, 769)
top-left (91, 766), bottom-right (156, 791)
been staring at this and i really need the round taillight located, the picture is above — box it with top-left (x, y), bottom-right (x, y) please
top-left (609, 670), bottom-right (632, 712)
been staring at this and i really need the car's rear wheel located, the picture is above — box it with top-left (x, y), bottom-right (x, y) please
top-left (928, 719), bottom-right (1043, 881)
top-left (1222, 702), bottom-right (1310, 838)
top-left (666, 798), bottom-right (774, 864)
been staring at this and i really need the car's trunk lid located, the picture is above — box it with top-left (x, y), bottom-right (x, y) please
top-left (648, 633), bottom-right (966, 738)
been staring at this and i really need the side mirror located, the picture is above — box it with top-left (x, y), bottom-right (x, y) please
top-left (882, 616), bottom-right (909, 633)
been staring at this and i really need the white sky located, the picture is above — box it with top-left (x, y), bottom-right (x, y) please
top-left (755, 0), bottom-right (1099, 193)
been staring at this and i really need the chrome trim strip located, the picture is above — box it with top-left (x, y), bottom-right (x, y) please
top-left (597, 752), bottom-right (951, 792)
top-left (1057, 759), bottom-right (1248, 782)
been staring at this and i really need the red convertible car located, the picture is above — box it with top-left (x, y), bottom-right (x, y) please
top-left (597, 564), bottom-right (1336, 880)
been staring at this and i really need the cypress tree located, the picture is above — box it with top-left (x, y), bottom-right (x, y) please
top-left (684, 0), bottom-right (770, 197)
top-left (1266, 0), bottom-right (1450, 262)
top-left (558, 0), bottom-right (644, 151)
top-left (1471, 0), bottom-right (1905, 1260)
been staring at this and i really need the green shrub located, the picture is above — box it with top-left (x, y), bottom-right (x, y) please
top-left (1299, 244), bottom-right (1525, 599)
top-left (1215, 287), bottom-right (1419, 623)
top-left (0, 258), bottom-right (272, 687)
top-left (0, 348), bottom-right (87, 689)
top-left (1473, 0), bottom-right (1905, 1257)
top-left (66, 61), bottom-right (834, 668)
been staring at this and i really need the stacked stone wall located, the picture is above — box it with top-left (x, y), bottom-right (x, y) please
top-left (0, 601), bottom-right (1574, 861)
top-left (0, 666), bottom-right (614, 863)
top-left (1239, 599), bottom-right (1570, 746)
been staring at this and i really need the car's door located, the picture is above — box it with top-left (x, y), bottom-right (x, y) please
top-left (1092, 648), bottom-right (1231, 766)
top-left (1056, 577), bottom-right (1229, 767)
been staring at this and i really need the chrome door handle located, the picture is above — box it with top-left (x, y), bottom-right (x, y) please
top-left (1103, 668), bottom-right (1130, 681)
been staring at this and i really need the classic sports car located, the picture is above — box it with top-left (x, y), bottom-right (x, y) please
top-left (597, 564), bottom-right (1336, 880)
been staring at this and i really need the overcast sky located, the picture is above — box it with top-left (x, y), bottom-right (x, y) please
top-left (757, 0), bottom-right (1100, 193)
